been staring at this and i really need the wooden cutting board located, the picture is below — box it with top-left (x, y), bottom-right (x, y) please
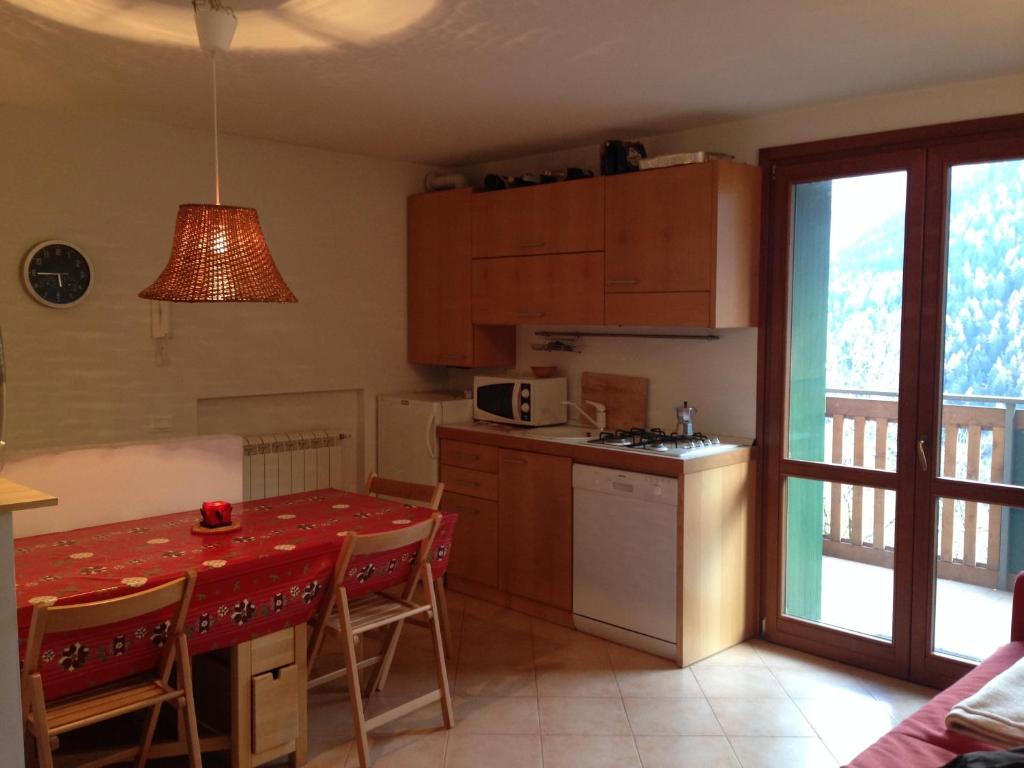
top-left (581, 372), bottom-right (649, 431)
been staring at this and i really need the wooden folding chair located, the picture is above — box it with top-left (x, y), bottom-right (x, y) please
top-left (308, 514), bottom-right (454, 768)
top-left (21, 570), bottom-right (201, 768)
top-left (363, 472), bottom-right (453, 656)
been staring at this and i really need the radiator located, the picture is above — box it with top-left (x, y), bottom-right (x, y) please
top-left (242, 431), bottom-right (347, 501)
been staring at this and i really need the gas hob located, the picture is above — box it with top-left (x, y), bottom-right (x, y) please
top-left (589, 428), bottom-right (722, 457)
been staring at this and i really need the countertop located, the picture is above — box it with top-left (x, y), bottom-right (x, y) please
top-left (437, 422), bottom-right (755, 477)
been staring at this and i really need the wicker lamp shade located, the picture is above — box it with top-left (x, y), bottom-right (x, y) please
top-left (140, 204), bottom-right (297, 303)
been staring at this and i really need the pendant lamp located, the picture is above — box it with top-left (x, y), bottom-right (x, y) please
top-left (140, 0), bottom-right (297, 303)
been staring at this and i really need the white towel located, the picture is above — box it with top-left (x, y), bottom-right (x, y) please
top-left (946, 656), bottom-right (1024, 748)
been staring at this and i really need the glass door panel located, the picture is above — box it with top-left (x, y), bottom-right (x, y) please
top-left (932, 495), bottom-right (1014, 661)
top-left (927, 155), bottom-right (1024, 669)
top-left (788, 171), bottom-right (908, 470)
top-left (939, 157), bottom-right (1024, 491)
top-left (785, 477), bottom-right (896, 640)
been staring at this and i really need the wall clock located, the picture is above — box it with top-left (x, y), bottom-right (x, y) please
top-left (22, 241), bottom-right (93, 308)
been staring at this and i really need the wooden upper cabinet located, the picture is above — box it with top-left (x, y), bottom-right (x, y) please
top-left (497, 449), bottom-right (572, 610)
top-left (472, 251), bottom-right (604, 326)
top-left (407, 188), bottom-right (515, 367)
top-left (471, 177), bottom-right (604, 259)
top-left (604, 161), bottom-right (762, 328)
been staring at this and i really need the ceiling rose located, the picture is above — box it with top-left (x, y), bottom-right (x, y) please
top-left (3, 0), bottom-right (437, 51)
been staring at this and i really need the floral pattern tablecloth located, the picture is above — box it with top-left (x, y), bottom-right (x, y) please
top-left (14, 488), bottom-right (456, 699)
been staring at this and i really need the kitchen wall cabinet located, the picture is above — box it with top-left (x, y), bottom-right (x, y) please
top-left (407, 188), bottom-right (514, 367)
top-left (471, 251), bottom-right (604, 325)
top-left (471, 177), bottom-right (604, 259)
top-left (604, 160), bottom-right (761, 328)
top-left (497, 449), bottom-right (573, 610)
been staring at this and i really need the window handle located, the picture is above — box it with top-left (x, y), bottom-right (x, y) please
top-left (917, 438), bottom-right (928, 472)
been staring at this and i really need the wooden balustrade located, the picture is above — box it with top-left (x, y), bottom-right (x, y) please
top-left (821, 395), bottom-right (1022, 589)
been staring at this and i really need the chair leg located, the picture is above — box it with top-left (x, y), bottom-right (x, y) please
top-left (33, 733), bottom-right (54, 768)
top-left (339, 591), bottom-right (371, 768)
top-left (370, 619), bottom-right (406, 694)
top-left (176, 635), bottom-right (203, 768)
top-left (424, 574), bottom-right (454, 729)
top-left (434, 576), bottom-right (453, 660)
top-left (134, 701), bottom-right (162, 768)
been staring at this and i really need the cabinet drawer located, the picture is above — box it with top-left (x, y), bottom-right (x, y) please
top-left (471, 177), bottom-right (603, 259)
top-left (472, 251), bottom-right (605, 325)
top-left (441, 465), bottom-right (498, 500)
top-left (250, 627), bottom-right (295, 676)
top-left (442, 440), bottom-right (498, 473)
top-left (252, 663), bottom-right (299, 754)
top-left (441, 492), bottom-right (499, 587)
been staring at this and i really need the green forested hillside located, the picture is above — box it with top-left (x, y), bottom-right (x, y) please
top-left (827, 159), bottom-right (1024, 399)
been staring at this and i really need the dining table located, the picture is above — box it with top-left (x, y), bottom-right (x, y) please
top-left (13, 488), bottom-right (457, 700)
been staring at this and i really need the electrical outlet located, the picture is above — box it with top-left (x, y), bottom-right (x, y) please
top-left (150, 415), bottom-right (173, 432)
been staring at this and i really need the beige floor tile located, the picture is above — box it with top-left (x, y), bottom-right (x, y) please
top-left (452, 695), bottom-right (541, 734)
top-left (535, 661), bottom-right (621, 697)
top-left (444, 733), bottom-right (543, 768)
top-left (692, 665), bottom-right (788, 699)
top-left (614, 666), bottom-right (704, 698)
top-left (771, 664), bottom-right (874, 700)
top-left (728, 736), bottom-right (838, 768)
top-left (709, 699), bottom-right (815, 737)
top-left (794, 697), bottom-right (895, 765)
top-left (607, 643), bottom-right (677, 672)
top-left (539, 696), bottom-right (632, 735)
top-left (623, 697), bottom-right (723, 736)
top-left (541, 734), bottom-right (643, 768)
top-left (342, 730), bottom-right (448, 768)
top-left (635, 735), bottom-right (741, 768)
top-left (455, 663), bottom-right (538, 697)
top-left (691, 643), bottom-right (766, 668)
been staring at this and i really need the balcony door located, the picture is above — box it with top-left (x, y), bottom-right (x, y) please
top-left (762, 118), bottom-right (1024, 686)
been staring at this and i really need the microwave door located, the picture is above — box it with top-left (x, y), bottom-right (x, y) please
top-left (477, 382), bottom-right (516, 421)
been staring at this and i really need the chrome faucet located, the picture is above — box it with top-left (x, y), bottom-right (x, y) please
top-left (563, 399), bottom-right (607, 431)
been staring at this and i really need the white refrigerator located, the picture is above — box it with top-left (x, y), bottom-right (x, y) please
top-left (377, 392), bottom-right (473, 485)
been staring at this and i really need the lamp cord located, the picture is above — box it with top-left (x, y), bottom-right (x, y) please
top-left (211, 50), bottom-right (220, 206)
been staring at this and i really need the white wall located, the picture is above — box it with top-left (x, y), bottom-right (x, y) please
top-left (455, 72), bottom-right (1024, 437)
top-left (0, 105), bottom-right (446, 469)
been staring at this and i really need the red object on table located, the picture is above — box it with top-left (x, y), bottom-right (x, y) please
top-left (14, 489), bottom-right (456, 699)
top-left (199, 500), bottom-right (233, 527)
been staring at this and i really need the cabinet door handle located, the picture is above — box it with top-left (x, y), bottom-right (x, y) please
top-left (501, 457), bottom-right (527, 465)
top-left (519, 241), bottom-right (546, 249)
top-left (517, 310), bottom-right (545, 318)
top-left (606, 279), bottom-right (639, 286)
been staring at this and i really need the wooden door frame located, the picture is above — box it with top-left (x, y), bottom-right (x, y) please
top-left (757, 112), bottom-right (1024, 683)
top-left (910, 134), bottom-right (1024, 689)
top-left (759, 150), bottom-right (926, 678)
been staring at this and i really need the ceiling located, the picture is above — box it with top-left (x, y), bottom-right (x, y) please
top-left (1, 0), bottom-right (1022, 166)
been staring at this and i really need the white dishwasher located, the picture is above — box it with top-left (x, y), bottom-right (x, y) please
top-left (572, 464), bottom-right (678, 660)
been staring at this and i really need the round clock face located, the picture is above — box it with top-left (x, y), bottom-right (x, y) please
top-left (22, 241), bottom-right (93, 308)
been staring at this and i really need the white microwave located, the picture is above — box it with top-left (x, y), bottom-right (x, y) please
top-left (473, 376), bottom-right (567, 426)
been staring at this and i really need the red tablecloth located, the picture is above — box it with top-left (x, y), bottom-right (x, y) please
top-left (14, 489), bottom-right (456, 699)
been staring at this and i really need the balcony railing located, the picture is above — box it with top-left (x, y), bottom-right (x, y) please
top-left (822, 389), bottom-right (1023, 590)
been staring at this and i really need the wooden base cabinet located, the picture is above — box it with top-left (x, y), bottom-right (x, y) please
top-left (407, 188), bottom-right (515, 367)
top-left (497, 450), bottom-right (573, 611)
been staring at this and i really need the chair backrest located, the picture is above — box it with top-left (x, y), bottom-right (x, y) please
top-left (340, 513), bottom-right (442, 595)
top-left (22, 570), bottom-right (197, 679)
top-left (365, 472), bottom-right (444, 510)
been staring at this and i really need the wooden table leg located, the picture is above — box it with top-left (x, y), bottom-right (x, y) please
top-left (231, 640), bottom-right (253, 768)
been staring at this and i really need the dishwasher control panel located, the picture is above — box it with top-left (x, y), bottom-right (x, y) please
top-left (572, 464), bottom-right (678, 505)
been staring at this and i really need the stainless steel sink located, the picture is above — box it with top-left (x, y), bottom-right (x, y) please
top-left (519, 425), bottom-right (597, 442)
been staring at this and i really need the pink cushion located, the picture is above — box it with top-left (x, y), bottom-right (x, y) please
top-left (848, 641), bottom-right (1024, 767)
